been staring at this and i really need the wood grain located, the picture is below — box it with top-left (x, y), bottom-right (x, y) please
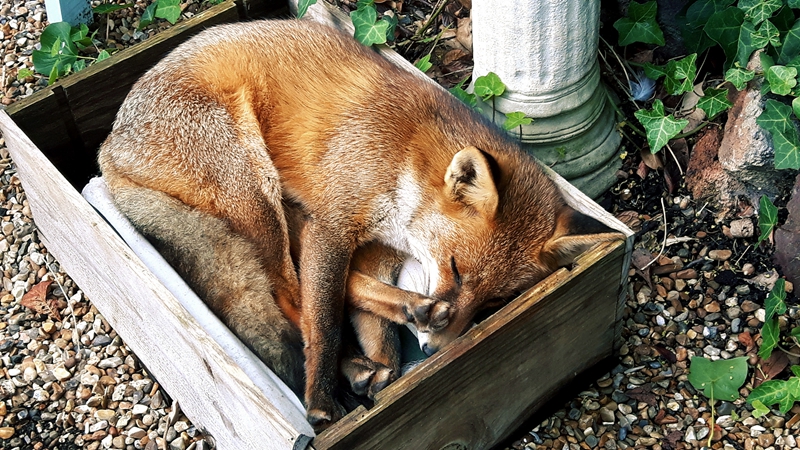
top-left (0, 111), bottom-right (314, 449)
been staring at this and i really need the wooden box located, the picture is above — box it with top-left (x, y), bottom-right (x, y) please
top-left (0, 1), bottom-right (634, 448)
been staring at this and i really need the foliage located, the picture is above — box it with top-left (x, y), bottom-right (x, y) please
top-left (643, 53), bottom-right (698, 95)
top-left (31, 23), bottom-right (112, 84)
top-left (634, 100), bottom-right (689, 153)
top-left (688, 356), bottom-right (748, 445)
top-left (414, 53), bottom-right (432, 72)
top-left (473, 72), bottom-right (506, 101)
top-left (759, 278), bottom-right (787, 360)
top-left (757, 195), bottom-right (778, 245)
top-left (296, 0), bottom-right (316, 18)
top-left (92, 3), bottom-right (134, 14)
top-left (688, 356), bottom-right (749, 401)
top-left (614, 1), bottom-right (665, 46)
top-left (139, 0), bottom-right (183, 30)
top-left (503, 112), bottom-right (533, 131)
top-left (749, 366), bottom-right (800, 414)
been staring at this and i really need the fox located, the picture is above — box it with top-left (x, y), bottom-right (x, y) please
top-left (97, 19), bottom-right (623, 430)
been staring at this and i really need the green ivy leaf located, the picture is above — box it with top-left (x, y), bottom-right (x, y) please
top-left (736, 20), bottom-right (760, 68)
top-left (40, 22), bottom-right (78, 55)
top-left (751, 399), bottom-right (771, 418)
top-left (634, 100), bottom-right (689, 154)
top-left (705, 7), bottom-right (746, 70)
top-left (773, 129), bottom-right (800, 169)
top-left (351, 5), bottom-right (390, 46)
top-left (414, 54), bottom-right (432, 72)
top-left (737, 0), bottom-right (782, 26)
top-left (752, 19), bottom-right (780, 48)
top-left (759, 317), bottom-right (780, 359)
top-left (725, 67), bottom-right (755, 90)
top-left (32, 23), bottom-right (78, 79)
top-left (92, 3), bottom-right (134, 14)
top-left (72, 59), bottom-right (86, 73)
top-left (758, 99), bottom-right (794, 135)
top-left (688, 356), bottom-right (748, 401)
top-left (758, 195), bottom-right (779, 246)
top-left (764, 278), bottom-right (786, 320)
top-left (502, 112), bottom-right (532, 131)
top-left (138, 1), bottom-right (157, 30)
top-left (794, 366), bottom-right (800, 377)
top-left (779, 19), bottom-right (800, 65)
top-left (697, 87), bottom-right (733, 119)
top-left (792, 328), bottom-right (800, 338)
top-left (448, 77), bottom-right (478, 109)
top-left (766, 65), bottom-right (798, 95)
top-left (791, 0), bottom-right (800, 8)
top-left (643, 54), bottom-right (698, 95)
top-left (473, 72), bottom-right (506, 101)
top-left (155, 0), bottom-right (181, 24)
top-left (97, 50), bottom-right (111, 62)
top-left (16, 67), bottom-right (34, 81)
top-left (748, 376), bottom-right (800, 413)
top-left (683, 0), bottom-right (736, 53)
top-left (296, 0), bottom-right (317, 18)
top-left (614, 1), bottom-right (666, 46)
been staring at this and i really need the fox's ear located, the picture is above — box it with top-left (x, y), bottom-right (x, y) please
top-left (542, 206), bottom-right (624, 267)
top-left (444, 146), bottom-right (498, 219)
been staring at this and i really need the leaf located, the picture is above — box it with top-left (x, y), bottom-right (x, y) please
top-left (766, 65), bottom-right (798, 95)
top-left (296, 0), bottom-right (317, 18)
top-left (697, 88), bottom-right (733, 120)
top-left (138, 1), bottom-right (157, 30)
top-left (40, 22), bottom-right (78, 55)
top-left (793, 97), bottom-right (800, 120)
top-left (779, 19), bottom-right (800, 65)
top-left (758, 99), bottom-right (795, 136)
top-left (20, 280), bottom-right (61, 321)
top-left (705, 7), bottom-right (746, 70)
top-left (688, 356), bottom-right (748, 401)
top-left (758, 195), bottom-right (779, 246)
top-left (748, 376), bottom-right (800, 413)
top-left (764, 278), bottom-right (786, 321)
top-left (737, 0), bottom-right (782, 26)
top-left (725, 67), bottom-right (755, 90)
top-left (752, 19), bottom-right (780, 48)
top-left (634, 100), bottom-right (689, 154)
top-left (97, 50), bottom-right (111, 62)
top-left (16, 67), bottom-right (34, 81)
top-left (473, 72), bottom-right (506, 101)
top-left (686, 0), bottom-right (736, 29)
top-left (155, 0), bottom-right (181, 24)
top-left (664, 54), bottom-right (698, 95)
top-left (759, 317), bottom-right (780, 359)
top-left (414, 53), bottom-right (432, 72)
top-left (773, 129), bottom-right (800, 169)
top-left (614, 1), bottom-right (666, 46)
top-left (794, 365), bottom-right (800, 377)
top-left (736, 19), bottom-right (760, 68)
top-left (351, 5), bottom-right (390, 46)
top-left (751, 399), bottom-right (771, 417)
top-left (792, 327), bottom-right (800, 338)
top-left (92, 3), bottom-right (134, 14)
top-left (72, 58), bottom-right (86, 73)
top-left (449, 77), bottom-right (478, 108)
top-left (791, 0), bottom-right (800, 8)
top-left (502, 112), bottom-right (532, 131)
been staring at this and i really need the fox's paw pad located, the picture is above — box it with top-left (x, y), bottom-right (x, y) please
top-left (405, 300), bottom-right (450, 332)
top-left (306, 400), bottom-right (346, 432)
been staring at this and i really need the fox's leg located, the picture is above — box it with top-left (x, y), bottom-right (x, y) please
top-left (109, 185), bottom-right (306, 396)
top-left (340, 310), bottom-right (399, 399)
top-left (345, 271), bottom-right (450, 332)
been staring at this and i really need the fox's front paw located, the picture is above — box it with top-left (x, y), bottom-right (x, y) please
top-left (342, 355), bottom-right (397, 399)
top-left (306, 395), bottom-right (346, 432)
top-left (402, 298), bottom-right (450, 332)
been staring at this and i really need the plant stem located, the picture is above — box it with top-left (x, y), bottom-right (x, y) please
top-left (492, 97), bottom-right (496, 123)
top-left (414, 0), bottom-right (450, 39)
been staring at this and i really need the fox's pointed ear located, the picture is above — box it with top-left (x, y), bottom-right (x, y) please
top-left (444, 146), bottom-right (498, 219)
top-left (542, 206), bottom-right (624, 267)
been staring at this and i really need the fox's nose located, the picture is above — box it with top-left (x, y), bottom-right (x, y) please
top-left (422, 343), bottom-right (437, 357)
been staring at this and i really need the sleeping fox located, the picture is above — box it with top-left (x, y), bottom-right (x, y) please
top-left (98, 19), bottom-right (623, 430)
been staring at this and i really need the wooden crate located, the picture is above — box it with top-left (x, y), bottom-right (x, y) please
top-left (0, 2), bottom-right (635, 448)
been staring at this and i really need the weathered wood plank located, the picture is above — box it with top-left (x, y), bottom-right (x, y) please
top-left (315, 241), bottom-right (625, 450)
top-left (62, 0), bottom-right (240, 160)
top-left (0, 110), bottom-right (314, 450)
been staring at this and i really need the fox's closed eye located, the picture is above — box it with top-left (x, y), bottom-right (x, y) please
top-left (450, 256), bottom-right (461, 287)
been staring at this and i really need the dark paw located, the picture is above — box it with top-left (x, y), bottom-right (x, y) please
top-left (343, 356), bottom-right (397, 399)
top-left (405, 299), bottom-right (450, 332)
top-left (306, 397), bottom-right (346, 432)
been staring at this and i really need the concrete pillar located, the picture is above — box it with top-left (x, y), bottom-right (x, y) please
top-left (44, 0), bottom-right (92, 26)
top-left (471, 0), bottom-right (621, 198)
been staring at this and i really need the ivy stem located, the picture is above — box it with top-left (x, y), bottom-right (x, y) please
top-left (708, 398), bottom-right (715, 448)
top-left (778, 344), bottom-right (800, 358)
